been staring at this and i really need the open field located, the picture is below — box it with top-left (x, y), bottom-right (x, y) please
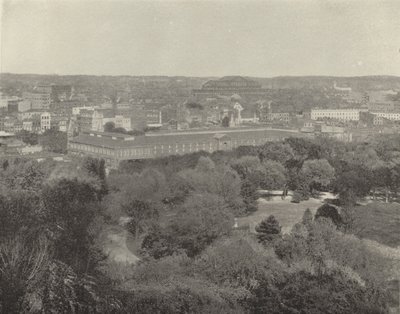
top-left (353, 202), bottom-right (400, 248)
top-left (237, 195), bottom-right (326, 233)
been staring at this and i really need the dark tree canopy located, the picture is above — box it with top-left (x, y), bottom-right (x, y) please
top-left (315, 203), bottom-right (343, 227)
top-left (255, 215), bottom-right (282, 244)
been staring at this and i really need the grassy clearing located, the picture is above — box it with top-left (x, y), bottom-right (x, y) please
top-left (237, 196), bottom-right (325, 233)
top-left (353, 202), bottom-right (400, 248)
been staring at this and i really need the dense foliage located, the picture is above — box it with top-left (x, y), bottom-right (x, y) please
top-left (1, 133), bottom-right (399, 313)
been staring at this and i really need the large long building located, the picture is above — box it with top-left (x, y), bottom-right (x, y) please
top-left (311, 108), bottom-right (362, 121)
top-left (193, 76), bottom-right (269, 97)
top-left (68, 128), bottom-right (303, 168)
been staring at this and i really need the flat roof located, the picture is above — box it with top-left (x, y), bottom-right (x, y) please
top-left (0, 131), bottom-right (15, 137)
top-left (70, 128), bottom-right (300, 149)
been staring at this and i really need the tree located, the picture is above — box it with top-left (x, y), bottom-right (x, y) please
top-left (287, 167), bottom-right (311, 200)
top-left (41, 177), bottom-right (103, 273)
top-left (314, 203), bottom-right (343, 228)
top-left (230, 156), bottom-right (264, 187)
top-left (0, 159), bottom-right (47, 192)
top-left (172, 158), bottom-right (243, 215)
top-left (301, 159), bottom-right (335, 193)
top-left (0, 190), bottom-right (42, 240)
top-left (104, 121), bottom-right (116, 132)
top-left (16, 130), bottom-right (38, 146)
top-left (39, 129), bottom-right (68, 154)
top-left (284, 137), bottom-right (323, 162)
top-left (195, 156), bottom-right (215, 173)
top-left (195, 235), bottom-right (284, 291)
top-left (0, 236), bottom-right (49, 314)
top-left (251, 270), bottom-right (388, 314)
top-left (123, 199), bottom-right (158, 241)
top-left (82, 157), bottom-right (108, 199)
top-left (240, 179), bottom-right (258, 214)
top-left (258, 142), bottom-right (294, 163)
top-left (333, 168), bottom-right (372, 205)
top-left (373, 163), bottom-right (396, 203)
top-left (255, 215), bottom-right (282, 244)
top-left (260, 160), bottom-right (287, 190)
top-left (221, 116), bottom-right (230, 127)
top-left (142, 193), bottom-right (233, 258)
top-left (302, 208), bottom-right (313, 227)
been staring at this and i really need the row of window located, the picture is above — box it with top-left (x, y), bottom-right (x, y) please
top-left (70, 137), bottom-right (281, 160)
top-left (69, 143), bottom-right (115, 156)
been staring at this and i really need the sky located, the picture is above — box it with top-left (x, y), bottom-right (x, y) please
top-left (1, 0), bottom-right (400, 77)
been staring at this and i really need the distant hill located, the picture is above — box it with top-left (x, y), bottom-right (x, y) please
top-left (251, 75), bottom-right (400, 91)
top-left (1, 73), bottom-right (399, 93)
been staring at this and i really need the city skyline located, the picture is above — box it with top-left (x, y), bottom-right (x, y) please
top-left (1, 0), bottom-right (400, 77)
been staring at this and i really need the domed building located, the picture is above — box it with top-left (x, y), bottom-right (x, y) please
top-left (192, 76), bottom-right (269, 98)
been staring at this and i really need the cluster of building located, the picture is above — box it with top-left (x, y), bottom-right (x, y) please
top-left (310, 108), bottom-right (400, 124)
top-left (1, 76), bottom-right (399, 163)
top-left (0, 84), bottom-right (166, 136)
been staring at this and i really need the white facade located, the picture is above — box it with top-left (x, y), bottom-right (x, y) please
top-left (102, 115), bottom-right (131, 131)
top-left (18, 110), bottom-right (43, 121)
top-left (23, 92), bottom-right (51, 110)
top-left (311, 109), bottom-right (361, 121)
top-left (371, 112), bottom-right (400, 121)
top-left (22, 121), bottom-right (33, 132)
top-left (72, 106), bottom-right (97, 115)
top-left (40, 112), bottom-right (51, 132)
top-left (114, 115), bottom-right (132, 131)
top-left (18, 145), bottom-right (43, 155)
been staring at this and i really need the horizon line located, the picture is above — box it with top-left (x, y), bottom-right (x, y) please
top-left (1, 72), bottom-right (400, 79)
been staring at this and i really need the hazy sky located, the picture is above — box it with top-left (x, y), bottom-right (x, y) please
top-left (1, 0), bottom-right (400, 77)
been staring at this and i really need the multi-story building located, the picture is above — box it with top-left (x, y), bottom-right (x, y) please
top-left (77, 109), bottom-right (104, 132)
top-left (72, 105), bottom-right (98, 115)
top-left (18, 109), bottom-right (44, 121)
top-left (40, 112), bottom-right (51, 132)
top-left (0, 95), bottom-right (21, 111)
top-left (371, 111), bottom-right (400, 121)
top-left (311, 108), bottom-right (361, 121)
top-left (23, 92), bottom-right (51, 110)
top-left (145, 109), bottom-right (162, 127)
top-left (265, 112), bottom-right (290, 123)
top-left (68, 127), bottom-right (304, 168)
top-left (50, 113), bottom-right (70, 132)
top-left (2, 117), bottom-right (23, 134)
top-left (22, 119), bottom-right (41, 133)
top-left (367, 102), bottom-right (395, 112)
top-left (36, 84), bottom-right (72, 102)
top-left (113, 115), bottom-right (132, 130)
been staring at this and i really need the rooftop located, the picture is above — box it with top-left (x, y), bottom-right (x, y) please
top-left (0, 131), bottom-right (15, 137)
top-left (70, 127), bottom-right (300, 149)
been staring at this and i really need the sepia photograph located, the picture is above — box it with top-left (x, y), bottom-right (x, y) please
top-left (0, 0), bottom-right (399, 313)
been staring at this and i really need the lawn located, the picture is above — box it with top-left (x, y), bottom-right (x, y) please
top-left (237, 195), bottom-right (326, 234)
top-left (352, 202), bottom-right (400, 248)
